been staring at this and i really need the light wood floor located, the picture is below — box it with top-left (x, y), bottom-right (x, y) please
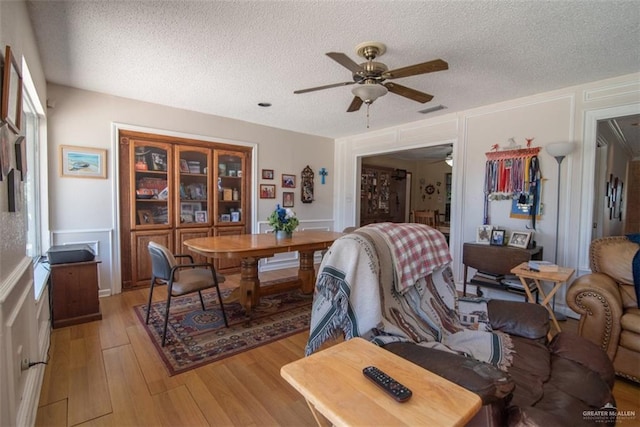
top-left (36, 268), bottom-right (639, 427)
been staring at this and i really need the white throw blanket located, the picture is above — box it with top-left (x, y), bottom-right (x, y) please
top-left (306, 224), bottom-right (514, 371)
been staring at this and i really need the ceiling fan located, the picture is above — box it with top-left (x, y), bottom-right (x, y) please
top-left (294, 41), bottom-right (448, 113)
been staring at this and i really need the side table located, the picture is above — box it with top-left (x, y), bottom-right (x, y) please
top-left (50, 260), bottom-right (102, 328)
top-left (280, 337), bottom-right (481, 427)
top-left (510, 262), bottom-right (575, 338)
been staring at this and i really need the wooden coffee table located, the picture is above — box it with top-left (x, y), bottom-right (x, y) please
top-left (281, 337), bottom-right (481, 427)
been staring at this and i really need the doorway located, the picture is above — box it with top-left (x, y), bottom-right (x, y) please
top-left (593, 114), bottom-right (640, 238)
top-left (358, 144), bottom-right (453, 226)
top-left (579, 106), bottom-right (640, 272)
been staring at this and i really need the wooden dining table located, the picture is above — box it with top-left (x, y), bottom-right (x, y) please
top-left (183, 231), bottom-right (344, 314)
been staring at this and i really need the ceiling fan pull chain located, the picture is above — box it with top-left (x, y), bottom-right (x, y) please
top-left (366, 103), bottom-right (370, 128)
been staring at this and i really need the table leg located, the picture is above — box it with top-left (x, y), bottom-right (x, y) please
top-left (298, 250), bottom-right (316, 294)
top-left (240, 256), bottom-right (261, 313)
top-left (518, 276), bottom-right (536, 303)
top-left (539, 281), bottom-right (563, 335)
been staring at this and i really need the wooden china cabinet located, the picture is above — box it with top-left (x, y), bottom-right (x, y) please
top-left (119, 130), bottom-right (251, 290)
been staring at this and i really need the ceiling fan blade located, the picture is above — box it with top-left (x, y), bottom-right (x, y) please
top-left (326, 52), bottom-right (363, 74)
top-left (383, 59), bottom-right (448, 79)
top-left (294, 81), bottom-right (355, 94)
top-left (384, 82), bottom-right (433, 103)
top-left (347, 96), bottom-right (363, 112)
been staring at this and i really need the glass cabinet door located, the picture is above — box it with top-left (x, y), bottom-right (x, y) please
top-left (214, 150), bottom-right (245, 225)
top-left (131, 141), bottom-right (171, 228)
top-left (176, 146), bottom-right (211, 227)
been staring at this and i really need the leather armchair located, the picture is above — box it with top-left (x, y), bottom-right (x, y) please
top-left (567, 236), bottom-right (640, 383)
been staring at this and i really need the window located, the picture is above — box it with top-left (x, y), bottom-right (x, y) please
top-left (21, 59), bottom-right (48, 299)
top-left (23, 92), bottom-right (40, 258)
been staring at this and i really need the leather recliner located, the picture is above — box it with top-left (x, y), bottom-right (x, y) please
top-left (567, 236), bottom-right (640, 383)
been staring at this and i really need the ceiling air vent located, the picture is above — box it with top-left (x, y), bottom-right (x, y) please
top-left (418, 105), bottom-right (446, 115)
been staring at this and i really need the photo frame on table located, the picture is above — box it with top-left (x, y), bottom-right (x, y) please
top-left (1, 46), bottom-right (23, 134)
top-left (282, 174), bottom-right (296, 188)
top-left (476, 225), bottom-right (493, 245)
top-left (490, 229), bottom-right (505, 246)
top-left (282, 191), bottom-right (294, 208)
top-left (508, 231), bottom-right (532, 249)
top-left (260, 184), bottom-right (276, 199)
top-left (59, 145), bottom-right (107, 178)
top-left (262, 169), bottom-right (274, 180)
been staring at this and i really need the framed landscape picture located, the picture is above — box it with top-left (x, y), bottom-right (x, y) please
top-left (59, 145), bottom-right (107, 178)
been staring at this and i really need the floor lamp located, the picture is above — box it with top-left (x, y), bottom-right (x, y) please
top-left (545, 141), bottom-right (575, 321)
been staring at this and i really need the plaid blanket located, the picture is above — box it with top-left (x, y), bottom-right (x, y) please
top-left (363, 223), bottom-right (452, 294)
top-left (306, 223), bottom-right (514, 371)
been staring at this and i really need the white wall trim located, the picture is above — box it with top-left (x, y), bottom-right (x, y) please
top-left (0, 257), bottom-right (32, 303)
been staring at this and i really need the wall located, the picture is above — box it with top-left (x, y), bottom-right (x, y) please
top-left (46, 84), bottom-right (334, 293)
top-left (335, 72), bottom-right (640, 316)
top-left (411, 160), bottom-right (452, 214)
top-left (626, 160), bottom-right (640, 234)
top-left (0, 1), bottom-right (49, 426)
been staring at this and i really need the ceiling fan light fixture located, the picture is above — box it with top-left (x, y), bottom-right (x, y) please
top-left (352, 83), bottom-right (388, 104)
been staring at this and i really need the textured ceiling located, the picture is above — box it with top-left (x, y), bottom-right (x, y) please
top-left (27, 1), bottom-right (640, 139)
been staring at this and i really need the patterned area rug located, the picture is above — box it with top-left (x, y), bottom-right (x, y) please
top-left (134, 287), bottom-right (313, 376)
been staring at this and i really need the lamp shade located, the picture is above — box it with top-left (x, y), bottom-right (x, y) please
top-left (352, 83), bottom-right (388, 103)
top-left (545, 141), bottom-right (575, 158)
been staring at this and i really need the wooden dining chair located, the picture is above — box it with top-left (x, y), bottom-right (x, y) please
top-left (413, 210), bottom-right (439, 228)
top-left (146, 241), bottom-right (229, 346)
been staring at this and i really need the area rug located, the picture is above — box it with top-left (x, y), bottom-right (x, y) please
top-left (134, 287), bottom-right (313, 376)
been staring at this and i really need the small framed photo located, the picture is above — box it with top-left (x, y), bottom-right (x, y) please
top-left (231, 211), bottom-right (240, 222)
top-left (2, 45), bottom-right (23, 134)
top-left (476, 225), bottom-right (493, 245)
top-left (194, 210), bottom-right (208, 223)
top-left (220, 213), bottom-right (231, 222)
top-left (262, 169), bottom-right (274, 180)
top-left (260, 184), bottom-right (276, 199)
top-left (59, 145), bottom-right (107, 179)
top-left (179, 159), bottom-right (189, 173)
top-left (490, 229), bottom-right (505, 246)
top-left (509, 231), bottom-right (532, 249)
top-left (282, 174), bottom-right (296, 188)
top-left (138, 210), bottom-right (154, 225)
top-left (283, 191), bottom-right (294, 208)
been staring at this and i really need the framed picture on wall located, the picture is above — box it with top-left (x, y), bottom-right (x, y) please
top-left (282, 174), bottom-right (296, 188)
top-left (59, 145), bottom-right (107, 179)
top-left (262, 169), bottom-right (274, 180)
top-left (260, 184), bottom-right (276, 199)
top-left (1, 46), bottom-right (23, 134)
top-left (283, 191), bottom-right (294, 207)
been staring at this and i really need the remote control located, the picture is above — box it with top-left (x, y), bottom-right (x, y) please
top-left (362, 366), bottom-right (412, 402)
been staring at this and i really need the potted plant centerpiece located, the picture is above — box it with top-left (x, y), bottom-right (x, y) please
top-left (268, 204), bottom-right (299, 239)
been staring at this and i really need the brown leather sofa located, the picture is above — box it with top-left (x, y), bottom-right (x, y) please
top-left (383, 299), bottom-right (616, 427)
top-left (567, 236), bottom-right (640, 383)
